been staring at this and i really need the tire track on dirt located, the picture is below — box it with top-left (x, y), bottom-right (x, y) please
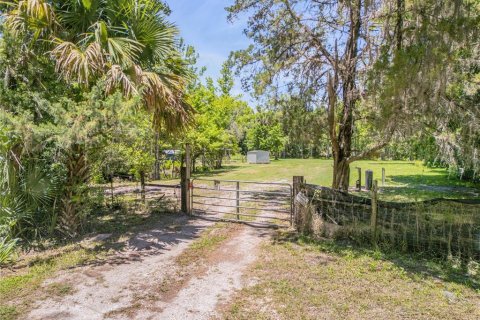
top-left (27, 215), bottom-right (214, 320)
top-left (151, 181), bottom-right (290, 320)
top-left (152, 225), bottom-right (271, 320)
top-left (27, 181), bottom-right (290, 320)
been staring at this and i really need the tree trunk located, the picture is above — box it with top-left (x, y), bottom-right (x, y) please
top-left (395, 0), bottom-right (405, 51)
top-left (201, 148), bottom-right (206, 169)
top-left (153, 132), bottom-right (160, 180)
top-left (60, 143), bottom-right (89, 237)
top-left (191, 154), bottom-right (198, 173)
top-left (329, 0), bottom-right (361, 191)
top-left (110, 175), bottom-right (114, 206)
top-left (333, 157), bottom-right (350, 191)
top-left (215, 156), bottom-right (222, 169)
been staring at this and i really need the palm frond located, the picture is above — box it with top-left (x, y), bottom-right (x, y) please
top-left (112, 0), bottom-right (177, 63)
top-left (0, 236), bottom-right (17, 265)
top-left (28, 0), bottom-right (54, 21)
top-left (4, 0), bottom-right (56, 38)
top-left (57, 0), bottom-right (104, 36)
top-left (50, 39), bottom-right (104, 85)
top-left (0, 153), bottom-right (61, 241)
top-left (20, 164), bottom-right (55, 207)
top-left (105, 64), bottom-right (138, 97)
top-left (4, 9), bottom-right (28, 35)
top-left (106, 37), bottom-right (143, 66)
top-left (141, 71), bottom-right (193, 133)
top-left (133, 15), bottom-right (177, 62)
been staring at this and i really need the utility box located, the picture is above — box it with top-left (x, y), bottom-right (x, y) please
top-left (365, 170), bottom-right (373, 190)
top-left (247, 150), bottom-right (270, 164)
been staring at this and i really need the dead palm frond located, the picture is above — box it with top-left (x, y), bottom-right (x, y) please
top-left (141, 70), bottom-right (193, 132)
top-left (4, 0), bottom-right (56, 39)
top-left (50, 39), bottom-right (104, 85)
top-left (105, 64), bottom-right (138, 97)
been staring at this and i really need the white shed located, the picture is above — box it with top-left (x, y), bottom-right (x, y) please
top-left (247, 150), bottom-right (270, 164)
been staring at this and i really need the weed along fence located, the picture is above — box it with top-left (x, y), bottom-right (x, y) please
top-left (297, 181), bottom-right (480, 261)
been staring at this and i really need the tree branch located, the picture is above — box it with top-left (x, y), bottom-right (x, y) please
top-left (347, 124), bottom-right (396, 164)
top-left (282, 0), bottom-right (335, 66)
top-left (327, 73), bottom-right (339, 155)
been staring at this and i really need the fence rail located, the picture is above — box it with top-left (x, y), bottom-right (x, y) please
top-left (191, 179), bottom-right (293, 225)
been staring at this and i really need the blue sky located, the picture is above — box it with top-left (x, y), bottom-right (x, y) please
top-left (169, 0), bottom-right (251, 97)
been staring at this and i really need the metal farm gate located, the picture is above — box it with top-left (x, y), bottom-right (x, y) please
top-left (190, 179), bottom-right (293, 227)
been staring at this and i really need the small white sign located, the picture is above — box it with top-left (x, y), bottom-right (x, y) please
top-left (295, 192), bottom-right (309, 206)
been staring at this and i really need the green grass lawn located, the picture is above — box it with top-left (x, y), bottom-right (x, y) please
top-left (192, 159), bottom-right (479, 201)
top-left (220, 233), bottom-right (480, 320)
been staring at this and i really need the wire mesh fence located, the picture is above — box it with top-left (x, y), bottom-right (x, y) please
top-left (303, 184), bottom-right (480, 261)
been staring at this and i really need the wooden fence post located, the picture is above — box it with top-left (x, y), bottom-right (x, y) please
top-left (382, 168), bottom-right (386, 186)
top-left (371, 180), bottom-right (378, 246)
top-left (181, 143), bottom-right (192, 214)
top-left (140, 171), bottom-right (146, 203)
top-left (186, 144), bottom-right (192, 215)
top-left (293, 176), bottom-right (305, 226)
top-left (181, 167), bottom-right (187, 213)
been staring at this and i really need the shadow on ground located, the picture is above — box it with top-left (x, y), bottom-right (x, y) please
top-left (379, 185), bottom-right (480, 200)
top-left (79, 215), bottom-right (209, 268)
top-left (353, 183), bottom-right (480, 201)
top-left (273, 231), bottom-right (480, 291)
top-left (389, 171), bottom-right (480, 188)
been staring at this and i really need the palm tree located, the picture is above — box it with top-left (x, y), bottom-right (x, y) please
top-left (4, 0), bottom-right (192, 131)
top-left (0, 145), bottom-right (60, 259)
top-left (2, 0), bottom-right (192, 235)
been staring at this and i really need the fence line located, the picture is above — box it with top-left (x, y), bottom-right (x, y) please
top-left (303, 184), bottom-right (480, 261)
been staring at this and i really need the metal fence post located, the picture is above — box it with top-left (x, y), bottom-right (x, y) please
top-left (236, 181), bottom-right (240, 220)
top-left (356, 167), bottom-right (362, 191)
top-left (371, 180), bottom-right (378, 246)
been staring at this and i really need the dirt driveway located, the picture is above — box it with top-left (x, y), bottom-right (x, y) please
top-left (26, 213), bottom-right (274, 320)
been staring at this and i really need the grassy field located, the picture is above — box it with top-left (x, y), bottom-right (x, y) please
top-left (202, 159), bottom-right (480, 319)
top-left (220, 232), bottom-right (480, 320)
top-left (192, 159), bottom-right (479, 201)
top-left (2, 160), bottom-right (479, 319)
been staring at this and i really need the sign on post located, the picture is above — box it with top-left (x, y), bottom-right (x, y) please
top-left (295, 192), bottom-right (309, 206)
